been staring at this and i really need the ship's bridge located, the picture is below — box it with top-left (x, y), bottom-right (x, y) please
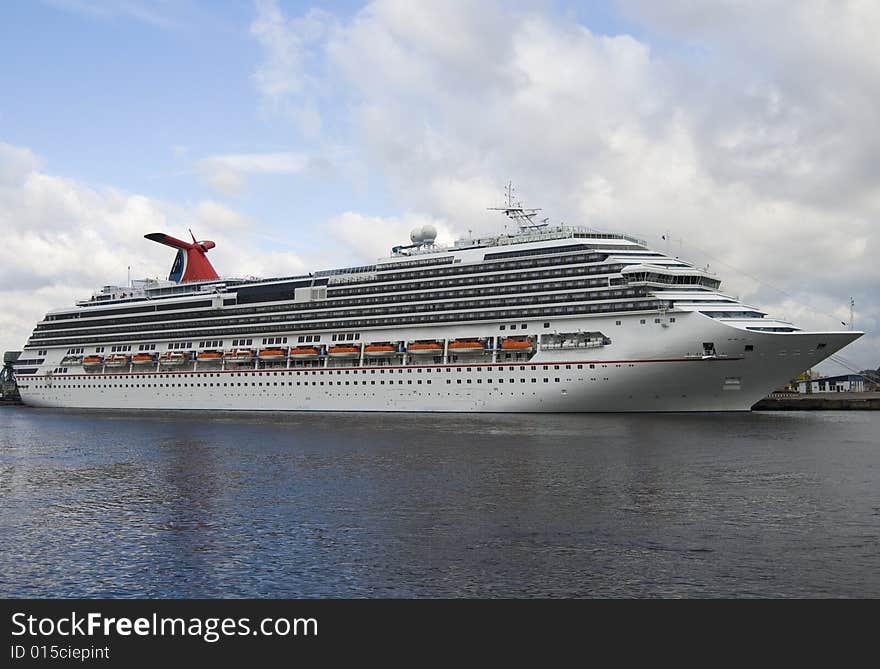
top-left (620, 263), bottom-right (721, 290)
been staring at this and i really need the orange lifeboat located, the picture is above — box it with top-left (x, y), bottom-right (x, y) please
top-left (289, 346), bottom-right (321, 359)
top-left (224, 349), bottom-right (254, 363)
top-left (104, 354), bottom-right (130, 368)
top-left (132, 353), bottom-right (156, 365)
top-left (364, 342), bottom-right (396, 357)
top-left (447, 338), bottom-right (485, 353)
top-left (408, 340), bottom-right (443, 355)
top-left (83, 355), bottom-right (104, 367)
top-left (258, 347), bottom-right (287, 360)
top-left (328, 345), bottom-right (360, 359)
top-left (501, 337), bottom-right (533, 352)
top-left (159, 352), bottom-right (187, 366)
top-left (197, 350), bottom-right (223, 362)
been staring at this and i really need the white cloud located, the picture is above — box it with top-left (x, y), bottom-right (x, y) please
top-left (247, 0), bottom-right (879, 370)
top-left (196, 151), bottom-right (309, 196)
top-left (0, 141), bottom-right (306, 354)
top-left (0, 142), bottom-right (41, 184)
top-left (250, 0), bottom-right (332, 136)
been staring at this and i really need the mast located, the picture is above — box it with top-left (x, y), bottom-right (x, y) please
top-left (487, 181), bottom-right (548, 232)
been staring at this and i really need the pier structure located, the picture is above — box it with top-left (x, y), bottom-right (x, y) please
top-left (1, 351), bottom-right (21, 403)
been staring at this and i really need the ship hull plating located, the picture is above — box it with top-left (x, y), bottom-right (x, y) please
top-left (19, 319), bottom-right (860, 413)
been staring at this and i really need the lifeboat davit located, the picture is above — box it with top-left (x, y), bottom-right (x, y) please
top-left (328, 345), bottom-right (360, 359)
top-left (447, 338), bottom-right (485, 353)
top-left (82, 355), bottom-right (104, 368)
top-left (289, 346), bottom-right (321, 359)
top-left (364, 343), bottom-right (397, 357)
top-left (105, 354), bottom-right (130, 368)
top-left (407, 340), bottom-right (443, 355)
top-left (224, 349), bottom-right (254, 363)
top-left (501, 337), bottom-right (533, 352)
top-left (197, 350), bottom-right (222, 362)
top-left (258, 347), bottom-right (287, 360)
top-left (132, 353), bottom-right (156, 365)
top-left (159, 352), bottom-right (187, 366)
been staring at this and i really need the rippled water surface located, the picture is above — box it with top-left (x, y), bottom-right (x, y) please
top-left (1, 407), bottom-right (878, 597)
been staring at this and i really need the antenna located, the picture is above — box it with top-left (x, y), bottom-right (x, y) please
top-left (504, 180), bottom-right (517, 208)
top-left (850, 297), bottom-right (855, 331)
top-left (488, 181), bottom-right (547, 232)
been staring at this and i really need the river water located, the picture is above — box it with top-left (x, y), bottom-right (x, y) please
top-left (1, 407), bottom-right (877, 597)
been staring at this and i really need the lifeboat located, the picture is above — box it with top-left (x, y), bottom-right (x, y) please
top-left (159, 352), bottom-right (187, 366)
top-left (447, 338), bottom-right (485, 353)
top-left (258, 347), bottom-right (287, 360)
top-left (289, 346), bottom-right (321, 359)
top-left (82, 355), bottom-right (104, 368)
top-left (197, 350), bottom-right (223, 362)
top-left (501, 337), bottom-right (533, 352)
top-left (224, 349), bottom-right (254, 363)
top-left (131, 353), bottom-right (156, 365)
top-left (61, 355), bottom-right (83, 366)
top-left (407, 340), bottom-right (443, 355)
top-left (328, 345), bottom-right (360, 359)
top-left (104, 354), bottom-right (130, 368)
top-left (364, 343), bottom-right (397, 357)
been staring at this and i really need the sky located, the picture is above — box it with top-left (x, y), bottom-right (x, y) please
top-left (0, 0), bottom-right (877, 372)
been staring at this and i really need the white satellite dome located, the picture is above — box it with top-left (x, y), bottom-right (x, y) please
top-left (410, 228), bottom-right (425, 244)
top-left (420, 224), bottom-right (437, 244)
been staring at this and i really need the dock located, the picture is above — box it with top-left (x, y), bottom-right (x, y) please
top-left (752, 391), bottom-right (880, 411)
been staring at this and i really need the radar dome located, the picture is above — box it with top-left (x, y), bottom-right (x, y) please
top-left (420, 224), bottom-right (437, 244)
top-left (410, 228), bottom-right (425, 244)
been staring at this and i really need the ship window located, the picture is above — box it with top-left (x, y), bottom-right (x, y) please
top-left (640, 319), bottom-right (646, 324)
top-left (499, 325), bottom-right (506, 330)
top-left (521, 324), bottom-right (527, 329)
top-left (744, 345), bottom-right (754, 352)
top-left (544, 323), bottom-right (550, 328)
top-left (817, 343), bottom-right (827, 349)
top-left (510, 324), bottom-right (516, 330)
top-left (670, 318), bottom-right (676, 323)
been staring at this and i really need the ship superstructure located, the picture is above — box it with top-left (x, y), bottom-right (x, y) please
top-left (14, 202), bottom-right (862, 412)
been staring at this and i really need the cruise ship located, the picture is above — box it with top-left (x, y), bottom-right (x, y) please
top-left (14, 200), bottom-right (862, 412)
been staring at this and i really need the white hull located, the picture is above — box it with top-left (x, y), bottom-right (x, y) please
top-left (19, 314), bottom-right (860, 412)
